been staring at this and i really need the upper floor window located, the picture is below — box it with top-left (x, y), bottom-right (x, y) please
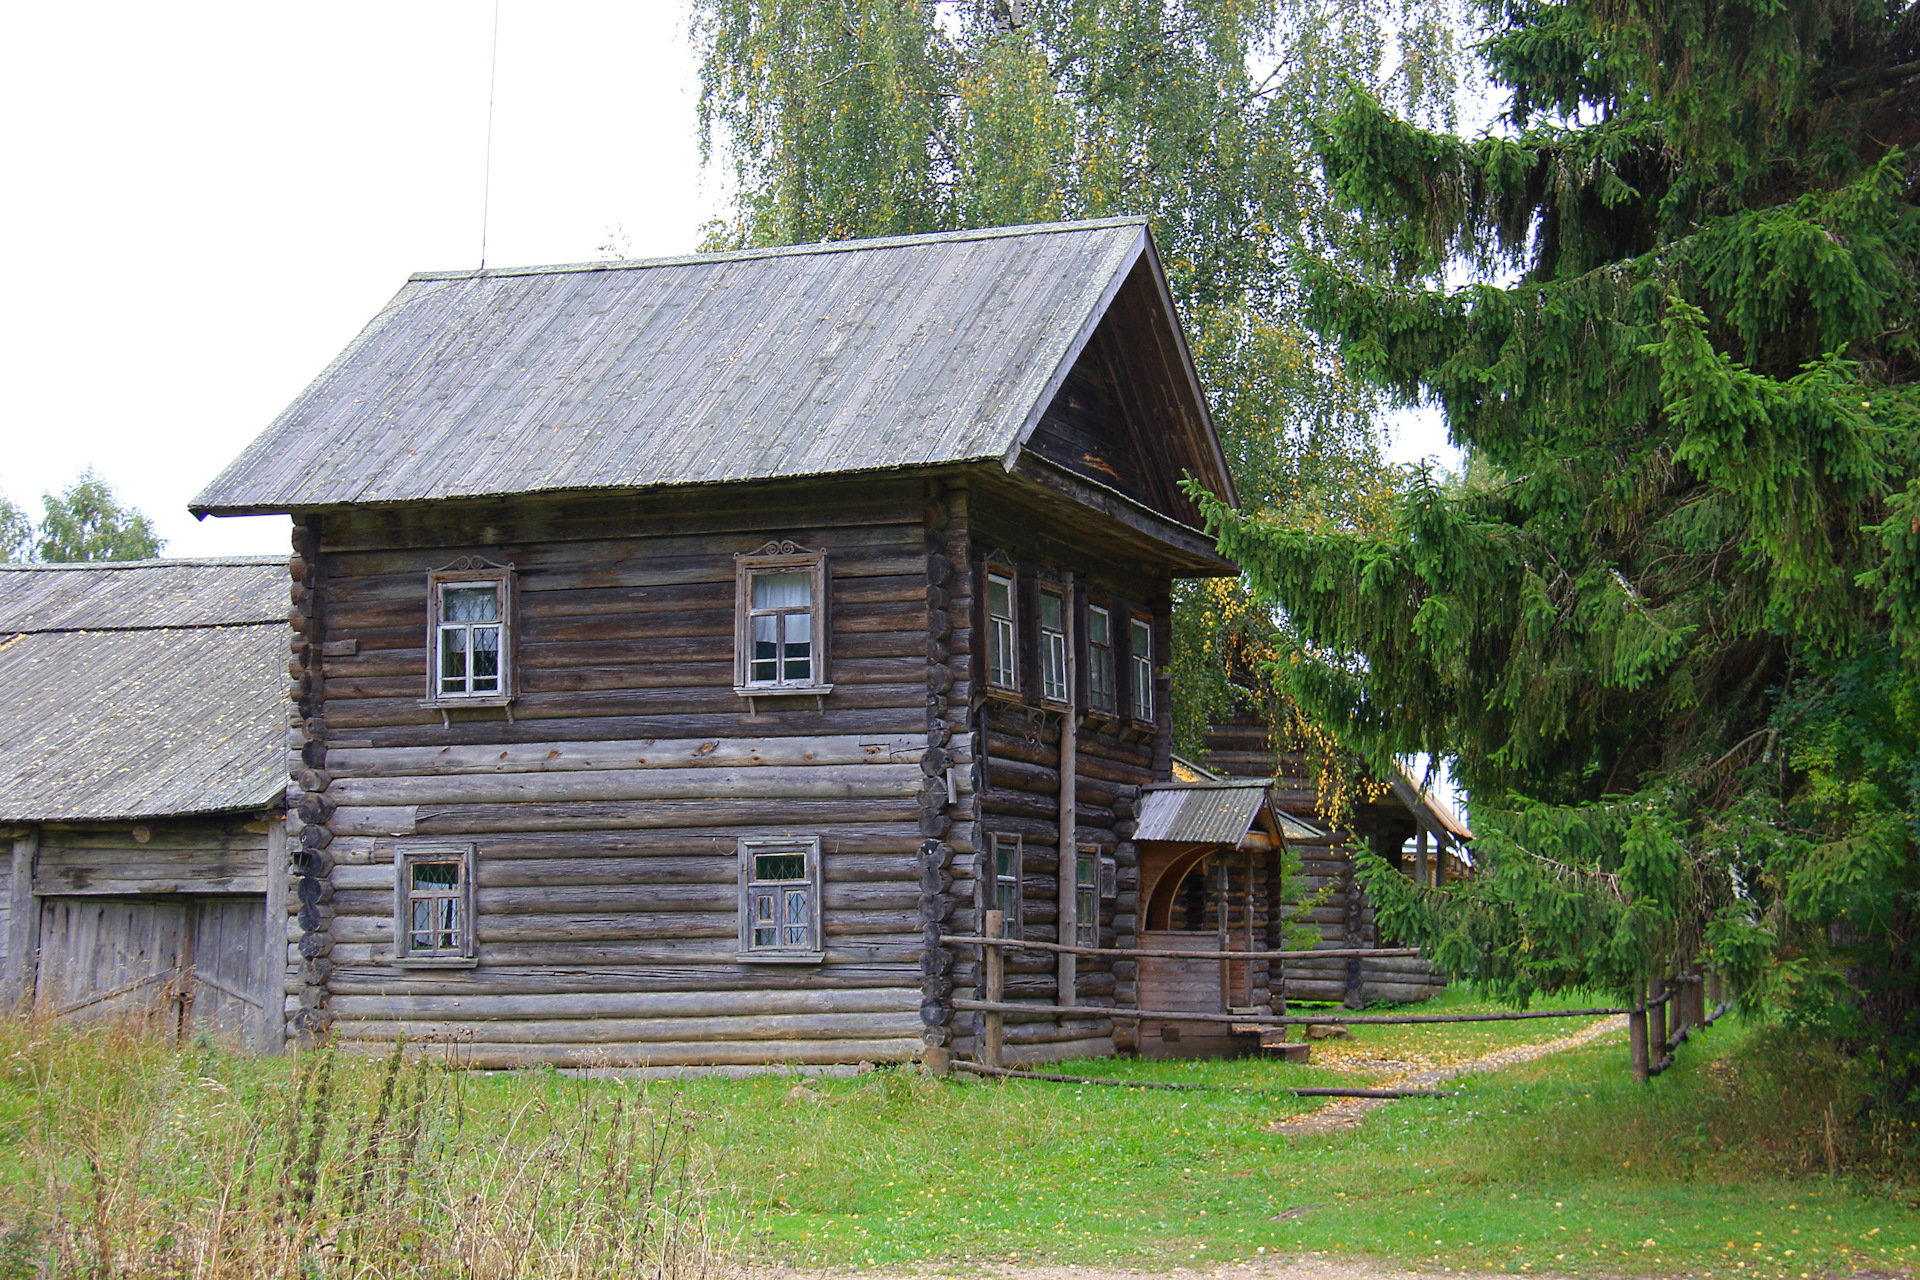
top-left (1087, 604), bottom-right (1115, 714)
top-left (393, 843), bottom-right (477, 967)
top-left (738, 836), bottom-right (823, 961)
top-left (1039, 588), bottom-right (1068, 704)
top-left (426, 559), bottom-right (514, 705)
top-left (986, 571), bottom-right (1017, 691)
top-left (735, 545), bottom-right (829, 693)
top-left (1130, 616), bottom-right (1154, 723)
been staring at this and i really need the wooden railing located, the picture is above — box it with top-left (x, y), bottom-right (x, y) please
top-left (944, 918), bottom-right (1726, 1080)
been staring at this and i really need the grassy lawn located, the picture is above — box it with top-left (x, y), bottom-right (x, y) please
top-left (2, 991), bottom-right (1914, 1278)
top-left (632, 990), bottom-right (1918, 1276)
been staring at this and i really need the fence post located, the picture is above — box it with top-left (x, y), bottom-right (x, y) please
top-left (1649, 974), bottom-right (1668, 1067)
top-left (983, 909), bottom-right (1005, 1070)
top-left (1629, 984), bottom-right (1650, 1083)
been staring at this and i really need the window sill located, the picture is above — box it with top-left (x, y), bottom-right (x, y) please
top-left (392, 956), bottom-right (479, 969)
top-left (984, 687), bottom-right (1025, 706)
top-left (735, 684), bottom-right (833, 712)
top-left (418, 695), bottom-right (514, 710)
top-left (736, 950), bottom-right (826, 965)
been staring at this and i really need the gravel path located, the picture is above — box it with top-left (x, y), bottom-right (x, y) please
top-left (1269, 1016), bottom-right (1630, 1136)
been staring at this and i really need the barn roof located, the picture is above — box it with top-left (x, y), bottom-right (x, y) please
top-left (190, 218), bottom-right (1235, 520)
top-left (0, 559), bottom-right (287, 822)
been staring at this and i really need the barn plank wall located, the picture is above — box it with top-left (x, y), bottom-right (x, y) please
top-left (300, 480), bottom-right (936, 1068)
top-left (33, 818), bottom-right (272, 897)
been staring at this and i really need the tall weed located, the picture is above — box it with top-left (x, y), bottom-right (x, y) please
top-left (0, 1015), bottom-right (740, 1279)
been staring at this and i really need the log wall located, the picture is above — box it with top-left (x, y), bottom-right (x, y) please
top-left (293, 479), bottom-right (942, 1067)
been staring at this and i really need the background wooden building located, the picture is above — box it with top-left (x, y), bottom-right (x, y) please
top-left (1200, 710), bottom-right (1472, 1005)
top-left (191, 217), bottom-right (1266, 1068)
top-left (0, 559), bottom-right (288, 1049)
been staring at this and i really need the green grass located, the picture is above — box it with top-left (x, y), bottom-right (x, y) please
top-left (3, 990), bottom-right (1914, 1278)
top-left (627, 989), bottom-right (1919, 1275)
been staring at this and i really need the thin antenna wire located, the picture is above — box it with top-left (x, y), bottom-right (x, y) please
top-left (478, 0), bottom-right (502, 270)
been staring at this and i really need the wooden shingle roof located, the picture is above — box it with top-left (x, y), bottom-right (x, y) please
top-left (0, 559), bottom-right (287, 822)
top-left (192, 218), bottom-right (1233, 516)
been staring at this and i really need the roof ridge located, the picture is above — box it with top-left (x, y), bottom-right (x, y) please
top-left (409, 216), bottom-right (1150, 283)
top-left (0, 556), bottom-right (286, 572)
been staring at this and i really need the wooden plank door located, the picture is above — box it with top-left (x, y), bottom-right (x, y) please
top-left (186, 896), bottom-right (271, 1050)
top-left (34, 896), bottom-right (269, 1047)
top-left (34, 897), bottom-right (191, 1029)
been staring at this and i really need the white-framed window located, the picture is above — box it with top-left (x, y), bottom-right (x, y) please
top-left (1086, 604), bottom-right (1115, 714)
top-left (425, 560), bottom-right (515, 705)
top-left (1039, 588), bottom-right (1068, 704)
top-left (986, 571), bottom-right (1017, 692)
top-left (393, 844), bottom-right (477, 967)
top-left (738, 836), bottom-right (824, 961)
top-left (990, 832), bottom-right (1022, 939)
top-left (1075, 846), bottom-right (1099, 947)
top-left (1130, 615), bottom-right (1154, 723)
top-left (735, 547), bottom-right (830, 694)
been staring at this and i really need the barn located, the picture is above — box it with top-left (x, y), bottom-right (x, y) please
top-left (0, 558), bottom-right (288, 1049)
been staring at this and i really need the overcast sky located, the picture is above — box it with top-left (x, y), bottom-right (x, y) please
top-left (0, 2), bottom-right (1454, 560)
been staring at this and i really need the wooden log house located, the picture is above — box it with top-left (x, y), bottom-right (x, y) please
top-left (1198, 711), bottom-right (1473, 1005)
top-left (0, 559), bottom-right (289, 1049)
top-left (187, 217), bottom-right (1315, 1067)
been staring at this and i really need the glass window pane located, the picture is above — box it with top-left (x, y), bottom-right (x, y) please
top-left (783, 613), bottom-right (812, 682)
top-left (413, 861), bottom-right (459, 890)
top-left (751, 571), bottom-right (811, 610)
top-left (472, 625), bottom-right (501, 691)
top-left (750, 614), bottom-right (779, 682)
top-left (1088, 607), bottom-right (1110, 646)
top-left (1131, 618), bottom-right (1150, 659)
top-left (987, 576), bottom-right (1012, 620)
top-left (443, 585), bottom-right (499, 623)
top-left (1039, 591), bottom-right (1061, 631)
top-left (754, 851), bottom-right (808, 882)
top-left (440, 627), bottom-right (467, 691)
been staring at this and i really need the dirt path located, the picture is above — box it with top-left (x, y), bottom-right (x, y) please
top-left (775, 1256), bottom-right (1579, 1280)
top-left (1269, 1015), bottom-right (1630, 1136)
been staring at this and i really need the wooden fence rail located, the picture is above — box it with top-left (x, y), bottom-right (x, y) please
top-left (942, 934), bottom-right (1422, 962)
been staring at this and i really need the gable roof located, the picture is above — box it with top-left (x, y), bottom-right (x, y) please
top-left (191, 219), bottom-right (1235, 521)
top-left (0, 559), bottom-right (288, 822)
top-left (1134, 778), bottom-right (1323, 845)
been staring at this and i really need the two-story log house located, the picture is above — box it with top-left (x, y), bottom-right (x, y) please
top-left (192, 218), bottom-right (1268, 1067)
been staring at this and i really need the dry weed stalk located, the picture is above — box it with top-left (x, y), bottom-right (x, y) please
top-left (0, 1013), bottom-right (743, 1279)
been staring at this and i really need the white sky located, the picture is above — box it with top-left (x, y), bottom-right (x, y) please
top-left (0, 2), bottom-right (1455, 560)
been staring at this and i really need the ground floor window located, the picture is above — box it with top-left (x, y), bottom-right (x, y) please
top-left (738, 836), bottom-right (824, 961)
top-left (990, 832), bottom-right (1022, 938)
top-left (394, 844), bottom-right (477, 966)
top-left (1075, 846), bottom-right (1099, 946)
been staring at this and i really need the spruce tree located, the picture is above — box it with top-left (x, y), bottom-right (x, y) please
top-left (1198, 0), bottom-right (1920, 1103)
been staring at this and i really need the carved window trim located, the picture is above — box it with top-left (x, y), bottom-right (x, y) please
top-left (421, 558), bottom-right (516, 711)
top-left (393, 843), bottom-right (478, 968)
top-left (734, 542), bottom-right (832, 703)
top-left (737, 835), bottom-right (825, 963)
